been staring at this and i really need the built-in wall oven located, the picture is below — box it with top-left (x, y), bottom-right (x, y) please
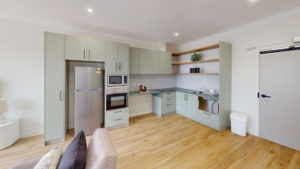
top-left (106, 87), bottom-right (129, 110)
top-left (107, 74), bottom-right (128, 87)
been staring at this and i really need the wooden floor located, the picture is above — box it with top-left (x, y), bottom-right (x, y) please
top-left (1, 113), bottom-right (300, 169)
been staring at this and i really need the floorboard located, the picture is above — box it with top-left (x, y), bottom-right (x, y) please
top-left (0, 113), bottom-right (300, 169)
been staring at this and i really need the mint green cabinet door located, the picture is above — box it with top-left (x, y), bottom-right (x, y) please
top-left (139, 48), bottom-right (150, 74)
top-left (186, 94), bottom-right (199, 120)
top-left (105, 41), bottom-right (118, 73)
top-left (45, 32), bottom-right (65, 142)
top-left (149, 50), bottom-right (160, 74)
top-left (129, 47), bottom-right (139, 74)
top-left (66, 35), bottom-right (86, 60)
top-left (176, 92), bottom-right (186, 116)
top-left (118, 43), bottom-right (129, 73)
top-left (159, 51), bottom-right (172, 74)
top-left (87, 38), bottom-right (105, 61)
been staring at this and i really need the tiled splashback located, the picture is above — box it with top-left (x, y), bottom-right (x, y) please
top-left (177, 75), bottom-right (220, 93)
top-left (129, 74), bottom-right (177, 91)
top-left (129, 74), bottom-right (219, 93)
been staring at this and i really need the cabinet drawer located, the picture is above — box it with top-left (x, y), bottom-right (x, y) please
top-left (106, 116), bottom-right (129, 128)
top-left (106, 109), bottom-right (129, 119)
top-left (162, 97), bottom-right (176, 104)
top-left (162, 92), bottom-right (176, 99)
top-left (162, 103), bottom-right (176, 114)
top-left (198, 110), bottom-right (219, 128)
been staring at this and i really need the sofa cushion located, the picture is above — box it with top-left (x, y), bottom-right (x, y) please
top-left (34, 143), bottom-right (62, 169)
top-left (57, 130), bottom-right (87, 169)
top-left (11, 155), bottom-right (44, 169)
top-left (85, 128), bottom-right (117, 169)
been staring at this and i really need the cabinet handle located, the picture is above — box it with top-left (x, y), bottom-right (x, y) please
top-left (204, 112), bottom-right (211, 116)
top-left (114, 118), bottom-right (122, 121)
top-left (184, 94), bottom-right (186, 101)
top-left (114, 111), bottom-right (122, 113)
top-left (119, 63), bottom-right (121, 71)
top-left (60, 91), bottom-right (62, 101)
top-left (116, 63), bottom-right (118, 71)
top-left (89, 49), bottom-right (90, 59)
top-left (167, 98), bottom-right (172, 100)
top-left (167, 104), bottom-right (171, 106)
top-left (187, 95), bottom-right (188, 101)
top-left (84, 49), bottom-right (85, 59)
top-left (167, 93), bottom-right (172, 94)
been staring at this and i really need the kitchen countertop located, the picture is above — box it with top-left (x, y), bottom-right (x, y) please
top-left (129, 87), bottom-right (219, 101)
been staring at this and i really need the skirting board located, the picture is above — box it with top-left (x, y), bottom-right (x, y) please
top-left (20, 130), bottom-right (44, 139)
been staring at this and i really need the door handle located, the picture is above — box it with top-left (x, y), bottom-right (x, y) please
top-left (116, 63), bottom-right (118, 71)
top-left (84, 49), bottom-right (85, 59)
top-left (119, 63), bottom-right (121, 71)
top-left (60, 91), bottom-right (62, 101)
top-left (89, 49), bottom-right (90, 59)
top-left (261, 94), bottom-right (271, 98)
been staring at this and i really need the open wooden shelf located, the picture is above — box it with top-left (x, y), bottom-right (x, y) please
top-left (172, 73), bottom-right (219, 75)
top-left (172, 58), bottom-right (219, 65)
top-left (172, 44), bottom-right (219, 56)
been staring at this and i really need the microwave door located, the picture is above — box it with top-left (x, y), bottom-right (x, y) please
top-left (108, 75), bottom-right (123, 86)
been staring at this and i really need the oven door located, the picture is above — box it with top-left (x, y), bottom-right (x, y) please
top-left (108, 75), bottom-right (124, 87)
top-left (106, 93), bottom-right (128, 110)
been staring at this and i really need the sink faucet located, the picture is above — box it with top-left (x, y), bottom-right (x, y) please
top-left (199, 87), bottom-right (209, 94)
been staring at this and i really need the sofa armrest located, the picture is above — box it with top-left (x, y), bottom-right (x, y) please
top-left (11, 154), bottom-right (44, 169)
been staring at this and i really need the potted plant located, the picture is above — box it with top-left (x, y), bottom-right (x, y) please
top-left (190, 53), bottom-right (201, 73)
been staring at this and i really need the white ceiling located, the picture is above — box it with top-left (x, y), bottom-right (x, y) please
top-left (0, 0), bottom-right (300, 46)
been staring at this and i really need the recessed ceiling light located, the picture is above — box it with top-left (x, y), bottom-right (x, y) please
top-left (87, 8), bottom-right (93, 12)
top-left (175, 33), bottom-right (179, 36)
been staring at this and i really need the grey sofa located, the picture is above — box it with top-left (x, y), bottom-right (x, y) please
top-left (11, 128), bottom-right (117, 169)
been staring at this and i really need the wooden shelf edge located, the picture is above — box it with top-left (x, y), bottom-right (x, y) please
top-left (172, 73), bottom-right (219, 75)
top-left (172, 44), bottom-right (219, 56)
top-left (172, 58), bottom-right (219, 65)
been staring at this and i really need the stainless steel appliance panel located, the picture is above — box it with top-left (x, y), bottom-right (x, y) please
top-left (75, 90), bottom-right (101, 136)
top-left (75, 67), bottom-right (101, 90)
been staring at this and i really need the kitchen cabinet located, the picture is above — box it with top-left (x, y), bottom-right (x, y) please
top-left (198, 109), bottom-right (219, 130)
top-left (186, 94), bottom-right (199, 121)
top-left (159, 51), bottom-right (172, 74)
top-left (176, 92), bottom-right (198, 121)
top-left (176, 92), bottom-right (187, 116)
top-left (149, 50), bottom-right (160, 74)
top-left (129, 47), bottom-right (139, 74)
top-left (118, 43), bottom-right (129, 73)
top-left (66, 35), bottom-right (105, 61)
top-left (105, 108), bottom-right (129, 129)
top-left (45, 32), bottom-right (65, 144)
top-left (105, 42), bottom-right (129, 73)
top-left (139, 49), bottom-right (150, 74)
top-left (153, 92), bottom-right (176, 117)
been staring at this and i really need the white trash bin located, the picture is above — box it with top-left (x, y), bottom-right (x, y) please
top-left (230, 112), bottom-right (248, 137)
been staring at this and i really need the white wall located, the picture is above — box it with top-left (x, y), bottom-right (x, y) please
top-left (168, 11), bottom-right (300, 136)
top-left (0, 17), bottom-right (157, 138)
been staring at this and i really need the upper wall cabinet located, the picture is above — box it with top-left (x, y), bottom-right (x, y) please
top-left (149, 50), bottom-right (160, 74)
top-left (129, 47), bottom-right (139, 74)
top-left (65, 35), bottom-right (105, 62)
top-left (159, 51), bottom-right (172, 74)
top-left (129, 47), bottom-right (172, 74)
top-left (105, 42), bottom-right (129, 73)
top-left (139, 49), bottom-right (150, 74)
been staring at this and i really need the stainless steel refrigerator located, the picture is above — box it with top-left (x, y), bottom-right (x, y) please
top-left (75, 66), bottom-right (103, 136)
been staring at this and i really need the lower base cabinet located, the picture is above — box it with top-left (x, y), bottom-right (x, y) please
top-left (198, 109), bottom-right (219, 129)
top-left (105, 108), bottom-right (129, 129)
top-left (153, 92), bottom-right (176, 117)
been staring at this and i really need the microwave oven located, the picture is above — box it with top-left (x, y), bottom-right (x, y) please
top-left (107, 74), bottom-right (128, 87)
